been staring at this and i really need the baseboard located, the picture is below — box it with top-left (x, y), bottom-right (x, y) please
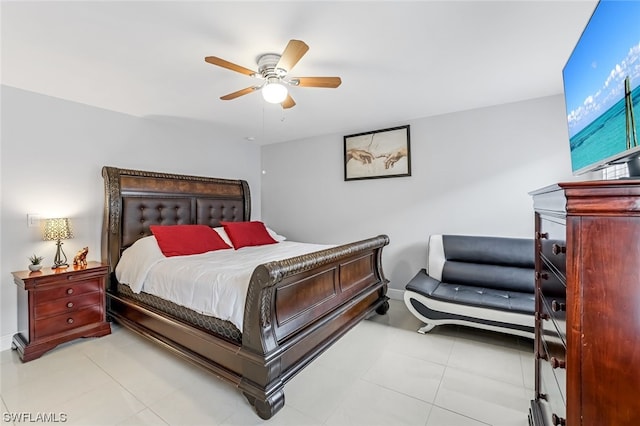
top-left (387, 288), bottom-right (403, 301)
top-left (1, 333), bottom-right (14, 352)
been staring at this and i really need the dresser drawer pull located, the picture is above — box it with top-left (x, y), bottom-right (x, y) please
top-left (535, 272), bottom-right (549, 280)
top-left (537, 392), bottom-right (548, 401)
top-left (551, 300), bottom-right (566, 312)
top-left (550, 357), bottom-right (566, 369)
top-left (66, 302), bottom-right (74, 308)
top-left (536, 232), bottom-right (549, 240)
top-left (535, 312), bottom-right (550, 321)
top-left (66, 288), bottom-right (74, 295)
top-left (552, 413), bottom-right (566, 425)
top-left (551, 244), bottom-right (566, 255)
top-left (536, 352), bottom-right (548, 361)
top-left (67, 318), bottom-right (74, 324)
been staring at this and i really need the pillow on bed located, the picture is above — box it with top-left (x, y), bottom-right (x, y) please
top-left (266, 226), bottom-right (287, 242)
top-left (150, 224), bottom-right (231, 256)
top-left (221, 221), bottom-right (278, 249)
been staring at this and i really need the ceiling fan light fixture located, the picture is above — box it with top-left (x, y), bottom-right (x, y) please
top-left (262, 79), bottom-right (288, 104)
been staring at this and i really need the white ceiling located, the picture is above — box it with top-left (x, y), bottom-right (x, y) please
top-left (1, 0), bottom-right (598, 145)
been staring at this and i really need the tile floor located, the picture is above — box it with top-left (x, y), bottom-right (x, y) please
top-left (1, 300), bottom-right (535, 425)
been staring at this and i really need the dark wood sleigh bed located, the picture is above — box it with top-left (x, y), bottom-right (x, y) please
top-left (101, 166), bottom-right (390, 419)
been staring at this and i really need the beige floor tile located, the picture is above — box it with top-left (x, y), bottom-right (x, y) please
top-left (435, 367), bottom-right (530, 425)
top-left (447, 338), bottom-right (526, 387)
top-left (285, 360), bottom-right (359, 423)
top-left (1, 355), bottom-right (113, 413)
top-left (362, 350), bottom-right (445, 403)
top-left (426, 406), bottom-right (490, 426)
top-left (116, 408), bottom-right (170, 426)
top-left (58, 381), bottom-right (145, 425)
top-left (325, 379), bottom-right (432, 426)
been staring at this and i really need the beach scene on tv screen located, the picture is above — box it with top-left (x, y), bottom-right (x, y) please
top-left (564, 0), bottom-right (640, 173)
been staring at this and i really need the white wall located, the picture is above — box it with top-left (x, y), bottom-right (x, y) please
top-left (0, 86), bottom-right (262, 350)
top-left (261, 95), bottom-right (581, 299)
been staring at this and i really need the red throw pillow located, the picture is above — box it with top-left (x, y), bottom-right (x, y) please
top-left (150, 225), bottom-right (231, 257)
top-left (221, 221), bottom-right (278, 249)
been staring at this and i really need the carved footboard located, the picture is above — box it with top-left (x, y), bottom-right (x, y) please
top-left (239, 235), bottom-right (390, 419)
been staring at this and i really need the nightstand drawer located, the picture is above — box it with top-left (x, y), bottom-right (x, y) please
top-left (34, 279), bottom-right (102, 303)
top-left (34, 291), bottom-right (103, 319)
top-left (33, 305), bottom-right (104, 340)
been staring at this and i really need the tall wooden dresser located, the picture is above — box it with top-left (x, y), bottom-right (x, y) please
top-left (529, 180), bottom-right (640, 426)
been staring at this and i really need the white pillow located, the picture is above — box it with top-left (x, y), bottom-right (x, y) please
top-left (266, 226), bottom-right (286, 242)
top-left (213, 227), bottom-right (234, 246)
top-left (115, 236), bottom-right (165, 293)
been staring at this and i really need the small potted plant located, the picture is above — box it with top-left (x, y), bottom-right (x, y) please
top-left (28, 254), bottom-right (44, 272)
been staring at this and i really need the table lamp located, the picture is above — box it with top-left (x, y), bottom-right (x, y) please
top-left (43, 218), bottom-right (73, 269)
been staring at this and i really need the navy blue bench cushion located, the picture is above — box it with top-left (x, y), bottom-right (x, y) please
top-left (406, 269), bottom-right (535, 315)
top-left (442, 261), bottom-right (534, 293)
top-left (443, 235), bottom-right (534, 268)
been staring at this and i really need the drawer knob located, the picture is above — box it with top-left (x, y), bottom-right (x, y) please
top-left (550, 357), bottom-right (566, 369)
top-left (67, 318), bottom-right (74, 324)
top-left (536, 232), bottom-right (549, 240)
top-left (535, 312), bottom-right (549, 321)
top-left (66, 288), bottom-right (74, 295)
top-left (552, 414), bottom-right (566, 425)
top-left (535, 272), bottom-right (549, 280)
top-left (536, 352), bottom-right (548, 361)
top-left (552, 300), bottom-right (566, 312)
top-left (537, 393), bottom-right (548, 401)
top-left (551, 244), bottom-right (566, 255)
top-left (66, 302), bottom-right (74, 308)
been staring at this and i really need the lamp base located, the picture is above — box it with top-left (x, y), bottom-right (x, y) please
top-left (52, 262), bottom-right (69, 270)
top-left (52, 240), bottom-right (68, 269)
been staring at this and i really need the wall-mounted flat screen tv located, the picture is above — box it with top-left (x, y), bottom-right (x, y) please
top-left (563, 0), bottom-right (640, 176)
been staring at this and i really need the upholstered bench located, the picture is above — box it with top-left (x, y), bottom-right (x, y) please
top-left (403, 234), bottom-right (536, 338)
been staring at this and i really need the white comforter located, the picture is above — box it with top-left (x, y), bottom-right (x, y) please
top-left (115, 236), bottom-right (333, 332)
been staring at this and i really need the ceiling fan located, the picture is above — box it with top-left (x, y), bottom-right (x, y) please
top-left (205, 39), bottom-right (342, 109)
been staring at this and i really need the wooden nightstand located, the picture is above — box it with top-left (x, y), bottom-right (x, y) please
top-left (12, 261), bottom-right (111, 362)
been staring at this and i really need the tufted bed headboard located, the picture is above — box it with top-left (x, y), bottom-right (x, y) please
top-left (101, 166), bottom-right (251, 273)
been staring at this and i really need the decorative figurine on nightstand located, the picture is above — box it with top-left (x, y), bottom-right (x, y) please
top-left (28, 254), bottom-right (43, 272)
top-left (73, 247), bottom-right (89, 267)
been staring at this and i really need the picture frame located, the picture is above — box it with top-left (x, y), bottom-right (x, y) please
top-left (344, 125), bottom-right (411, 181)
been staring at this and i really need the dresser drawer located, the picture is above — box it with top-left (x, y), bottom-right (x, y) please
top-left (33, 279), bottom-right (102, 304)
top-left (539, 333), bottom-right (566, 424)
top-left (539, 369), bottom-right (566, 426)
top-left (34, 291), bottom-right (103, 319)
top-left (540, 294), bottom-right (566, 346)
top-left (538, 258), bottom-right (566, 297)
top-left (538, 217), bottom-right (566, 280)
top-left (21, 266), bottom-right (107, 289)
top-left (33, 305), bottom-right (104, 340)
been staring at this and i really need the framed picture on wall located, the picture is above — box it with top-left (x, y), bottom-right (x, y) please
top-left (344, 125), bottom-right (411, 181)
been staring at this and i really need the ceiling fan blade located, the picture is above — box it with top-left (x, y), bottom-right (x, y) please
top-left (293, 77), bottom-right (342, 88)
top-left (220, 86), bottom-right (258, 100)
top-left (205, 56), bottom-right (256, 76)
top-left (276, 40), bottom-right (309, 72)
top-left (281, 94), bottom-right (296, 109)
